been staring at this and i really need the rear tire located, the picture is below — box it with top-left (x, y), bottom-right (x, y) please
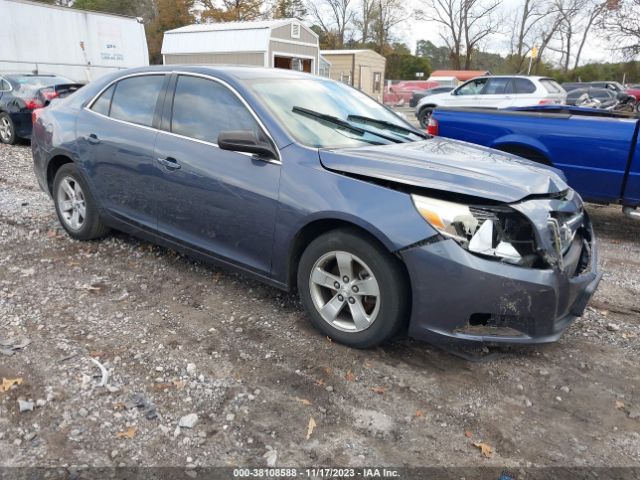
top-left (417, 107), bottom-right (434, 129)
top-left (0, 112), bottom-right (17, 145)
top-left (53, 163), bottom-right (110, 241)
top-left (297, 228), bottom-right (409, 348)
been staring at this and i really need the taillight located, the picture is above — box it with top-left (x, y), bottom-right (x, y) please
top-left (32, 108), bottom-right (43, 124)
top-left (24, 99), bottom-right (44, 110)
top-left (427, 117), bottom-right (439, 136)
top-left (41, 90), bottom-right (58, 101)
top-left (538, 99), bottom-right (553, 105)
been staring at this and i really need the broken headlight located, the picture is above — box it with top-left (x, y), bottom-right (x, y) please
top-left (411, 194), bottom-right (538, 266)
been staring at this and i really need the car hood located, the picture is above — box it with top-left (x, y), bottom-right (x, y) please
top-left (319, 137), bottom-right (568, 203)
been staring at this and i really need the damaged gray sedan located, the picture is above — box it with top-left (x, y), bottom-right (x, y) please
top-left (32, 67), bottom-right (601, 347)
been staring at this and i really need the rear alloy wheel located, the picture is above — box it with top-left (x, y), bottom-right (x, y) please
top-left (417, 107), bottom-right (434, 129)
top-left (0, 113), bottom-right (16, 145)
top-left (298, 229), bottom-right (409, 348)
top-left (53, 164), bottom-right (109, 240)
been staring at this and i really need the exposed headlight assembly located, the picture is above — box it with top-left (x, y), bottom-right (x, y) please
top-left (411, 194), bottom-right (537, 266)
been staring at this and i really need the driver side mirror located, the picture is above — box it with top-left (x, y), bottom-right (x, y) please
top-left (218, 130), bottom-right (277, 160)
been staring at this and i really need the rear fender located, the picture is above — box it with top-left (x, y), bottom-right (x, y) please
top-left (491, 135), bottom-right (551, 161)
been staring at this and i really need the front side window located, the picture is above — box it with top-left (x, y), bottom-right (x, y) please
top-left (170, 75), bottom-right (260, 144)
top-left (455, 78), bottom-right (487, 96)
top-left (514, 78), bottom-right (536, 94)
top-left (110, 75), bottom-right (165, 127)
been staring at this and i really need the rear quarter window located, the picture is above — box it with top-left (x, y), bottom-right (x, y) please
top-left (109, 75), bottom-right (166, 127)
top-left (540, 79), bottom-right (564, 94)
top-left (90, 85), bottom-right (115, 116)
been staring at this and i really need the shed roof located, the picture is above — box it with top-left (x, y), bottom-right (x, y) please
top-left (162, 19), bottom-right (317, 55)
top-left (321, 49), bottom-right (385, 60)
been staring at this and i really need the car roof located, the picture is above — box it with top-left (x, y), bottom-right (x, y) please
top-left (109, 65), bottom-right (317, 82)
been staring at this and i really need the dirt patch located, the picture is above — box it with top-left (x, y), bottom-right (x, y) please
top-left (1, 142), bottom-right (639, 468)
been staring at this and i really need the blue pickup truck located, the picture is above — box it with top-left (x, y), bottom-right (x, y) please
top-left (427, 106), bottom-right (640, 218)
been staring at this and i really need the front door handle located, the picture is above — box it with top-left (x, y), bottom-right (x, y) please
top-left (157, 156), bottom-right (181, 170)
top-left (87, 134), bottom-right (100, 145)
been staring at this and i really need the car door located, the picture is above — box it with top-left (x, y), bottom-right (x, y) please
top-left (153, 73), bottom-right (281, 275)
top-left (477, 77), bottom-right (515, 108)
top-left (77, 73), bottom-right (168, 232)
top-left (443, 78), bottom-right (488, 107)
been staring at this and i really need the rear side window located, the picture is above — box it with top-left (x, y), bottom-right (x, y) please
top-left (91, 84), bottom-right (115, 116)
top-left (110, 75), bottom-right (165, 127)
top-left (540, 79), bottom-right (564, 94)
top-left (0, 78), bottom-right (10, 91)
top-left (483, 78), bottom-right (514, 95)
top-left (170, 75), bottom-right (260, 144)
top-left (514, 78), bottom-right (536, 94)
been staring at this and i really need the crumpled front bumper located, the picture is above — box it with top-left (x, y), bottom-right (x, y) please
top-left (401, 218), bottom-right (601, 345)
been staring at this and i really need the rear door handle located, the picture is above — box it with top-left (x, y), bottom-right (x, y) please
top-left (157, 156), bottom-right (181, 170)
top-left (87, 134), bottom-right (100, 145)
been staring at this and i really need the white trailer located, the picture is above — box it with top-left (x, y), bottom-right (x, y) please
top-left (0, 0), bottom-right (149, 83)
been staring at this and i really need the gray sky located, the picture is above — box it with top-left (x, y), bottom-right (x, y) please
top-left (399, 0), bottom-right (616, 66)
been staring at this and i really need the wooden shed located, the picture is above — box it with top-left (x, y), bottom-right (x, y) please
top-left (321, 49), bottom-right (386, 100)
top-left (162, 19), bottom-right (320, 74)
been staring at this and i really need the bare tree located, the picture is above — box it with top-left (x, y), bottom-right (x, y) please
top-left (370, 0), bottom-right (407, 53)
top-left (510, 0), bottom-right (558, 70)
top-left (598, 0), bottom-right (640, 59)
top-left (418, 0), bottom-right (501, 69)
top-left (308, 0), bottom-right (355, 47)
top-left (354, 0), bottom-right (377, 43)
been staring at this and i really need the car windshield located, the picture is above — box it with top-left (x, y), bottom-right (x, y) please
top-left (248, 78), bottom-right (422, 148)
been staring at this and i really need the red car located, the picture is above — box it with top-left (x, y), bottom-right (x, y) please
top-left (625, 85), bottom-right (640, 100)
top-left (383, 80), bottom-right (439, 106)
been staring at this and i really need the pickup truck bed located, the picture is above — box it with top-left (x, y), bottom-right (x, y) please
top-left (430, 106), bottom-right (640, 208)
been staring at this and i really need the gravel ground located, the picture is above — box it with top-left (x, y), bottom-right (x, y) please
top-left (0, 142), bottom-right (639, 471)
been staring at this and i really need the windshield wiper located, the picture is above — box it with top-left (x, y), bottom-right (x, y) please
top-left (347, 114), bottom-right (429, 139)
top-left (292, 106), bottom-right (403, 144)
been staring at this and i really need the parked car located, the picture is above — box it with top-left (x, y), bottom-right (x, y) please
top-left (561, 82), bottom-right (585, 92)
top-left (589, 81), bottom-right (625, 92)
top-left (383, 80), bottom-right (438, 106)
top-left (0, 73), bottom-right (82, 144)
top-left (409, 86), bottom-right (454, 108)
top-left (426, 105), bottom-right (640, 216)
top-left (32, 66), bottom-right (600, 347)
top-left (625, 84), bottom-right (640, 101)
top-left (414, 75), bottom-right (566, 127)
top-left (566, 87), bottom-right (618, 107)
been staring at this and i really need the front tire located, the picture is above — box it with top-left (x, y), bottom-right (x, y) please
top-left (53, 163), bottom-right (109, 240)
top-left (297, 229), bottom-right (409, 348)
top-left (0, 113), bottom-right (17, 145)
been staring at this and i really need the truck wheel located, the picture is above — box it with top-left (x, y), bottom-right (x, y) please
top-left (297, 228), bottom-right (409, 348)
top-left (53, 164), bottom-right (110, 240)
top-left (0, 113), bottom-right (17, 145)
top-left (417, 107), bottom-right (433, 129)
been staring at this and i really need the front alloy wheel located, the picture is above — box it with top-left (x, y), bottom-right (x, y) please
top-left (309, 251), bottom-right (381, 332)
top-left (298, 229), bottom-right (409, 348)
